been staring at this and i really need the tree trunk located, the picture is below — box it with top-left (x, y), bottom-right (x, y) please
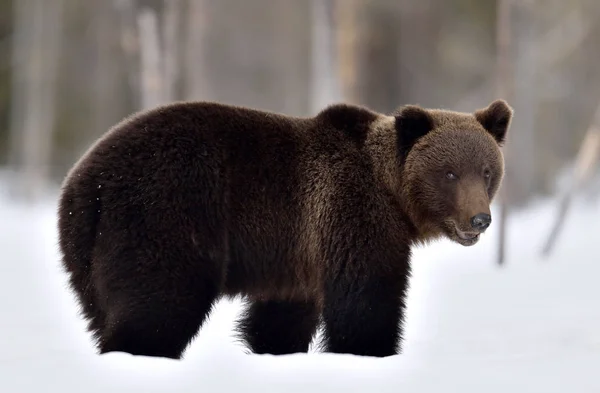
top-left (138, 5), bottom-right (164, 110)
top-left (541, 104), bottom-right (600, 257)
top-left (336, 0), bottom-right (359, 104)
top-left (495, 0), bottom-right (514, 266)
top-left (509, 2), bottom-right (538, 206)
top-left (114, 0), bottom-right (142, 109)
top-left (93, 1), bottom-right (121, 139)
top-left (8, 0), bottom-right (64, 201)
top-left (184, 0), bottom-right (212, 101)
top-left (162, 0), bottom-right (182, 102)
top-left (310, 0), bottom-right (340, 114)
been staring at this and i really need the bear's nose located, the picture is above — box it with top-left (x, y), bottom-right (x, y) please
top-left (471, 213), bottom-right (491, 231)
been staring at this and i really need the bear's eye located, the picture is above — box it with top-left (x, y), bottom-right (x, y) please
top-left (445, 171), bottom-right (458, 180)
top-left (483, 170), bottom-right (491, 179)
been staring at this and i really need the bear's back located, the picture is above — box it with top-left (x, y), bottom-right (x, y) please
top-left (66, 101), bottom-right (383, 300)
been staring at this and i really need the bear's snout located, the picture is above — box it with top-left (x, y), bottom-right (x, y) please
top-left (470, 213), bottom-right (491, 232)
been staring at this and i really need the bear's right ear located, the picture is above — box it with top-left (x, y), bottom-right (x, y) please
top-left (474, 99), bottom-right (513, 145)
top-left (395, 105), bottom-right (435, 158)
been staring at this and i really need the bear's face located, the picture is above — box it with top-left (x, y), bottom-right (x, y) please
top-left (395, 100), bottom-right (513, 246)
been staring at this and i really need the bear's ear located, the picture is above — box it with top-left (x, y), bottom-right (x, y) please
top-left (474, 99), bottom-right (513, 145)
top-left (395, 105), bottom-right (435, 157)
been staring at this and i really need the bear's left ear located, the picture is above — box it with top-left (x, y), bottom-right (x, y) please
top-left (395, 105), bottom-right (435, 158)
top-left (474, 99), bottom-right (513, 145)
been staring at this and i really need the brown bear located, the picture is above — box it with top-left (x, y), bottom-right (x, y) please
top-left (57, 99), bottom-right (513, 359)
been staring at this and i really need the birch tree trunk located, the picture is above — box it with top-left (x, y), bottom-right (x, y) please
top-left (138, 6), bottom-right (164, 110)
top-left (510, 2), bottom-right (538, 205)
top-left (7, 0), bottom-right (31, 173)
top-left (310, 0), bottom-right (340, 114)
top-left (8, 0), bottom-right (64, 201)
top-left (495, 0), bottom-right (514, 266)
top-left (93, 1), bottom-right (120, 139)
top-left (114, 0), bottom-right (141, 109)
top-left (184, 0), bottom-right (212, 101)
top-left (336, 0), bottom-right (359, 104)
top-left (162, 0), bottom-right (182, 103)
top-left (541, 104), bottom-right (600, 257)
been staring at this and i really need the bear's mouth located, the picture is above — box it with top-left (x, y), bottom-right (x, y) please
top-left (453, 227), bottom-right (480, 246)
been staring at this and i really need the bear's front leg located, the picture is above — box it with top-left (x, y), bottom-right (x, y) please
top-left (321, 270), bottom-right (409, 357)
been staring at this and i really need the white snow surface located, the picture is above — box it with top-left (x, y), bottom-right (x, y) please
top-left (1, 177), bottom-right (599, 392)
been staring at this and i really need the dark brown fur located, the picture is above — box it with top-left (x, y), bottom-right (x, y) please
top-left (57, 99), bottom-right (512, 359)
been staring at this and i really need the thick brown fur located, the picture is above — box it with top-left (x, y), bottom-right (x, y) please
top-left (57, 99), bottom-right (513, 359)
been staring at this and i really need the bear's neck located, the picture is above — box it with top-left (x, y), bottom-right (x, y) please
top-left (365, 116), bottom-right (404, 197)
top-left (365, 116), bottom-right (436, 243)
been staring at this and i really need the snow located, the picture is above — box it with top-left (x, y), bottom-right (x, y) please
top-left (1, 175), bottom-right (599, 392)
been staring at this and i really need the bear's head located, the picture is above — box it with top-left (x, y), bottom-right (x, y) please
top-left (395, 99), bottom-right (513, 246)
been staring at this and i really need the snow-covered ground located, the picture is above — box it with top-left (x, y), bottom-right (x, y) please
top-left (1, 174), bottom-right (599, 392)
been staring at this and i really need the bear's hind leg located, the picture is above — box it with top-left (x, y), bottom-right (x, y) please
top-left (98, 292), bottom-right (216, 359)
top-left (95, 252), bottom-right (222, 359)
top-left (236, 299), bottom-right (320, 355)
top-left (98, 271), bottom-right (221, 360)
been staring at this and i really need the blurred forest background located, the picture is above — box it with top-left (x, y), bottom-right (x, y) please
top-left (1, 0), bottom-right (600, 247)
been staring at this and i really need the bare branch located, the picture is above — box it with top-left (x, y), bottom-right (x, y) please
top-left (542, 105), bottom-right (600, 257)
